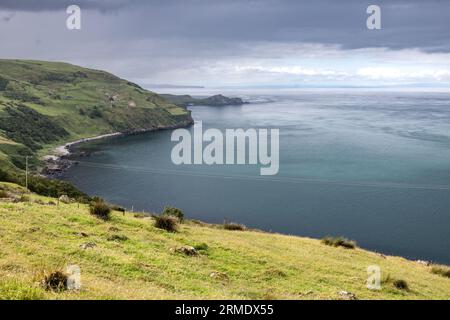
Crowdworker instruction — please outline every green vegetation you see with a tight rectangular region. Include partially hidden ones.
[223,222,246,231]
[0,160,87,200]
[0,104,69,151]
[431,265,450,278]
[1,182,448,300]
[89,200,111,220]
[0,59,192,196]
[154,214,179,232]
[321,236,356,249]
[41,270,69,292]
[162,206,184,222]
[393,279,409,291]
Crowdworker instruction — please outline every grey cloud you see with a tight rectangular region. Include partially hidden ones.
[0,0,139,12]
[0,0,449,86]
[0,0,448,52]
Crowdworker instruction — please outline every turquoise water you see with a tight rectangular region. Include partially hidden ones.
[63,91,450,264]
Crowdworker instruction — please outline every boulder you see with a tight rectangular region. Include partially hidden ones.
[172,246,198,256]
[80,242,96,250]
[338,290,357,300]
[59,195,71,204]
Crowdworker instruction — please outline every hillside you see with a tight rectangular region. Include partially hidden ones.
[0,59,192,169]
[0,182,449,300]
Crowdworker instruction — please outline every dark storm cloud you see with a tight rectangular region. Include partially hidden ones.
[0,0,140,12]
[0,0,448,52]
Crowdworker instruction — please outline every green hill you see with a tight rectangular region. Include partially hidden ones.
[0,182,449,300]
[0,59,192,196]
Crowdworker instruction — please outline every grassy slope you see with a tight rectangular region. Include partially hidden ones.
[0,59,191,170]
[0,182,449,300]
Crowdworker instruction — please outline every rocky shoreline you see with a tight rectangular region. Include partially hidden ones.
[42,118,194,178]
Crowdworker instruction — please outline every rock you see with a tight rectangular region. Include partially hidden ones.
[43,158,73,177]
[80,242,96,250]
[173,246,198,256]
[338,291,357,300]
[107,234,128,242]
[415,260,430,266]
[58,195,71,204]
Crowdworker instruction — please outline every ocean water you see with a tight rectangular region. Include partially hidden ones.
[62,90,450,264]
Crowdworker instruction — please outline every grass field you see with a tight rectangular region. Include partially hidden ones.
[0,182,449,300]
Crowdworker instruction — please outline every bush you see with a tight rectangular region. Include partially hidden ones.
[0,76,9,91]
[431,265,450,278]
[0,190,9,198]
[41,270,68,291]
[223,222,246,231]
[154,215,178,232]
[321,236,356,249]
[162,206,184,222]
[89,200,111,220]
[111,205,126,214]
[393,279,409,291]
[193,243,209,251]
[87,107,102,119]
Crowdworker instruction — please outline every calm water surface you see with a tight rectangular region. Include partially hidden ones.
[63,90,450,264]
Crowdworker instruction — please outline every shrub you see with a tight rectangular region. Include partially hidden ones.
[0,76,9,91]
[162,206,184,222]
[223,222,246,231]
[89,200,111,220]
[154,215,178,232]
[321,236,356,249]
[431,265,450,278]
[0,190,9,198]
[393,279,409,291]
[87,107,102,119]
[193,243,209,251]
[111,205,126,214]
[41,271,68,291]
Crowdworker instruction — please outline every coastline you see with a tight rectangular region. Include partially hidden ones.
[42,119,194,177]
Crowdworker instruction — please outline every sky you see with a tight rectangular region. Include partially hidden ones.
[0,0,449,88]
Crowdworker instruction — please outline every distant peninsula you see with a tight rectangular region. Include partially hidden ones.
[160,94,248,108]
